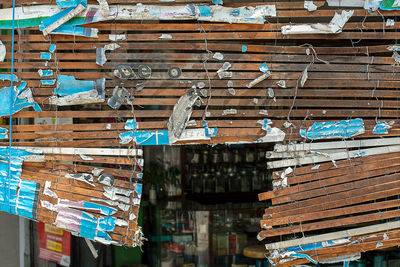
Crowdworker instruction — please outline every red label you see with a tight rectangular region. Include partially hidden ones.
[38,222,71,267]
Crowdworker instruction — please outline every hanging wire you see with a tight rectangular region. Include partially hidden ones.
[7,0,17,214]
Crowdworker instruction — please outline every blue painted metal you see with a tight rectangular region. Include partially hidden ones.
[300,119,365,140]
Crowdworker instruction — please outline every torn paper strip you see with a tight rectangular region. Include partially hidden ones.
[304,1,317,11]
[282,10,354,34]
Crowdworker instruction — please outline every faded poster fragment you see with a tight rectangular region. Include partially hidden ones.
[300,118,365,140]
[49,75,105,105]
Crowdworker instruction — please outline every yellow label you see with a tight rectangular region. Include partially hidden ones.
[46,240,62,253]
[45,224,63,235]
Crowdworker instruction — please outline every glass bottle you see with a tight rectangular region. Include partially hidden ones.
[211,148,220,164]
[251,168,262,192]
[192,173,202,194]
[233,149,241,164]
[245,148,255,163]
[202,149,209,164]
[240,169,251,192]
[215,171,225,193]
[222,148,230,163]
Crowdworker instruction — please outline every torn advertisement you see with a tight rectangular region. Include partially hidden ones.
[38,69,54,77]
[167,87,201,144]
[319,253,361,264]
[49,75,105,106]
[387,19,395,26]
[0,81,42,117]
[0,40,5,62]
[327,0,381,11]
[91,168,103,177]
[300,118,365,140]
[113,65,138,80]
[300,65,309,87]
[39,3,87,36]
[120,128,217,145]
[0,127,8,139]
[96,43,120,66]
[90,197,130,212]
[304,1,318,11]
[65,173,95,186]
[98,173,114,187]
[49,44,56,53]
[0,4,276,30]
[55,206,116,245]
[103,184,142,204]
[41,52,52,60]
[109,34,126,41]
[0,148,42,219]
[120,130,169,145]
[217,62,232,79]
[43,181,58,198]
[107,86,130,109]
[56,0,87,8]
[282,10,354,34]
[326,0,362,6]
[373,121,394,134]
[41,79,56,85]
[256,119,285,143]
[46,25,98,38]
[58,199,117,216]
[97,0,110,16]
[380,0,400,10]
[247,73,270,88]
[196,5,276,24]
[158,34,172,39]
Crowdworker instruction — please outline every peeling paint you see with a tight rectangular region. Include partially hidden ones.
[40,52,52,60]
[0,81,41,117]
[38,69,53,77]
[50,75,105,106]
[300,119,365,140]
[373,121,394,134]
